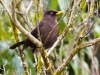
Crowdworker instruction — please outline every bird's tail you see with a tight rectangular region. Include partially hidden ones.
[10,41,25,49]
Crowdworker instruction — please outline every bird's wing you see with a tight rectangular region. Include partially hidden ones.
[39,20,57,44]
[31,21,44,38]
[23,21,44,51]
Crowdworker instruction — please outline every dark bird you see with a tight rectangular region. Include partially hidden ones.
[10,10,63,52]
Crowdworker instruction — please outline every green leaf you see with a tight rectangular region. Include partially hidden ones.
[47,0,58,10]
[58,0,70,23]
[94,25,100,37]
[58,0,68,12]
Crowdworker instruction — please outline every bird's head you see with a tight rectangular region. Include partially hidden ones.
[43,10,63,21]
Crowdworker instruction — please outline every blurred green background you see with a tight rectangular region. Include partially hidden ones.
[0,0,100,75]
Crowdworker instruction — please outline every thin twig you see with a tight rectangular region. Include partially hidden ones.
[47,0,75,55]
[11,0,29,75]
[26,0,33,14]
[16,0,34,30]
[54,0,97,74]
[47,0,74,55]
[15,0,23,8]
[21,15,34,30]
[1,0,42,60]
[54,37,100,75]
[0,0,11,17]
[1,0,55,74]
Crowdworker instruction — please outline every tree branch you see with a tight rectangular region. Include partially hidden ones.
[0,0,53,74]
[54,0,98,74]
[54,37,100,75]
[47,0,74,56]
[11,0,29,75]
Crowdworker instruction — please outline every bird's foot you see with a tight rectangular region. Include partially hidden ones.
[44,50,48,58]
[46,60,52,70]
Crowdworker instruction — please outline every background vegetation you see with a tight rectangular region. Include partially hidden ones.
[0,0,100,75]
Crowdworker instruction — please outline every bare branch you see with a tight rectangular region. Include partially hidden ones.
[0,0,11,17]
[1,0,53,74]
[25,0,33,14]
[54,37,100,75]
[11,0,29,75]
[47,0,74,56]
[54,0,98,74]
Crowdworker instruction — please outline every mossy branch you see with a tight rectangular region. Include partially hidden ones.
[54,0,98,74]
[0,0,53,74]
[54,37,100,75]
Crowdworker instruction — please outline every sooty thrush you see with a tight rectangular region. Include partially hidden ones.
[10,10,63,52]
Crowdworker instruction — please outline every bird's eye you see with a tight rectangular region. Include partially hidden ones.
[50,12,54,15]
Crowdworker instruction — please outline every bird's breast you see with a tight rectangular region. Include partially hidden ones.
[39,20,58,48]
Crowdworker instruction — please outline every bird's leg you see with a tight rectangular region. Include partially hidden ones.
[43,50,52,70]
[44,50,48,58]
[46,59,51,70]
[22,45,27,51]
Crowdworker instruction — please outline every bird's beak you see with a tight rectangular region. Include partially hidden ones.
[56,11,63,15]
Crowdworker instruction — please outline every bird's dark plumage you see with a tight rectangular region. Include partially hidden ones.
[10,10,62,52]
